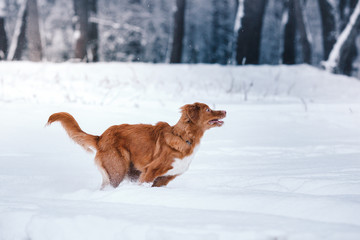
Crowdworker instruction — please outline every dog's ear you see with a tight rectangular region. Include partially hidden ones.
[181,103,200,123]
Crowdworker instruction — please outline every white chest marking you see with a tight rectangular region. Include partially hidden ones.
[164,146,199,176]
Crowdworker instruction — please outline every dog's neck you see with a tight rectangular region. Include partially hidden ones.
[172,119,204,146]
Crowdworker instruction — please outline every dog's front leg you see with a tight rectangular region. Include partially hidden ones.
[139,164,170,184]
[164,132,191,154]
[139,169,157,183]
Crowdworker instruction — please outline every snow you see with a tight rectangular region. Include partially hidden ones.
[1,62,360,240]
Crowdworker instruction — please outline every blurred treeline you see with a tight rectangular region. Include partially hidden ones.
[0,0,360,78]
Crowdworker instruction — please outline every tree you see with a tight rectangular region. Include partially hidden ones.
[323,0,360,74]
[124,0,144,62]
[230,0,242,64]
[282,0,296,64]
[339,0,358,30]
[88,0,98,62]
[26,0,42,61]
[170,0,186,63]
[258,0,288,65]
[317,0,336,60]
[143,0,172,63]
[7,0,28,60]
[282,0,312,64]
[235,0,267,65]
[293,0,312,64]
[0,0,7,60]
[336,0,358,75]
[210,0,232,64]
[73,0,88,60]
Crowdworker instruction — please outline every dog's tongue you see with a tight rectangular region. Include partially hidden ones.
[210,119,224,126]
[216,120,224,126]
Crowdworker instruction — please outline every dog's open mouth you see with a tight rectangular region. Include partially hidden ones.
[208,118,224,126]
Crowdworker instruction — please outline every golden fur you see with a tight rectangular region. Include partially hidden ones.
[47,102,226,188]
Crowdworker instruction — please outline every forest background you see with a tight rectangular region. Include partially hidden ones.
[0,0,360,79]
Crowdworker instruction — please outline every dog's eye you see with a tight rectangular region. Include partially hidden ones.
[206,108,211,112]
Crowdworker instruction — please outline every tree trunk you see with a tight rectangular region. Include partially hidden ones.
[26,0,42,61]
[0,0,7,60]
[337,0,358,75]
[235,0,267,65]
[282,0,312,64]
[323,0,360,74]
[210,0,231,64]
[293,0,312,64]
[126,0,143,62]
[0,18,6,60]
[317,0,336,60]
[230,0,242,65]
[74,0,88,60]
[211,0,221,64]
[282,0,296,64]
[339,0,358,30]
[170,0,186,63]
[7,0,28,60]
[88,0,98,62]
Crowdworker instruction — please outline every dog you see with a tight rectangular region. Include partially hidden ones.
[47,102,226,188]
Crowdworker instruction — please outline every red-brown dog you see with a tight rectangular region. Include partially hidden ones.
[47,102,226,188]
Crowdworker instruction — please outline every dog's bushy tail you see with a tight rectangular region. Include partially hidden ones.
[47,112,99,153]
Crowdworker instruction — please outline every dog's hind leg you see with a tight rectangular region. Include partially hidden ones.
[95,149,128,188]
[95,161,110,189]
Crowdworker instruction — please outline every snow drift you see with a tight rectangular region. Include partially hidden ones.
[0,62,360,240]
[1,62,360,105]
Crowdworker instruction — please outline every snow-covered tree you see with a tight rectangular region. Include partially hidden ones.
[336,0,358,75]
[73,0,88,60]
[282,0,296,64]
[294,0,312,64]
[124,0,144,62]
[88,0,98,62]
[323,0,360,74]
[317,0,336,60]
[235,0,267,65]
[259,0,287,65]
[182,0,212,63]
[26,0,42,61]
[170,0,186,63]
[339,0,358,30]
[1,0,360,79]
[97,0,149,62]
[210,0,233,64]
[38,0,73,62]
[282,0,312,64]
[143,0,172,63]
[7,0,27,61]
[0,0,7,60]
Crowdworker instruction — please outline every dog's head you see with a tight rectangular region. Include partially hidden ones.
[181,102,226,131]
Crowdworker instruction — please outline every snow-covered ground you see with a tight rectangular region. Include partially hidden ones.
[1,62,360,240]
